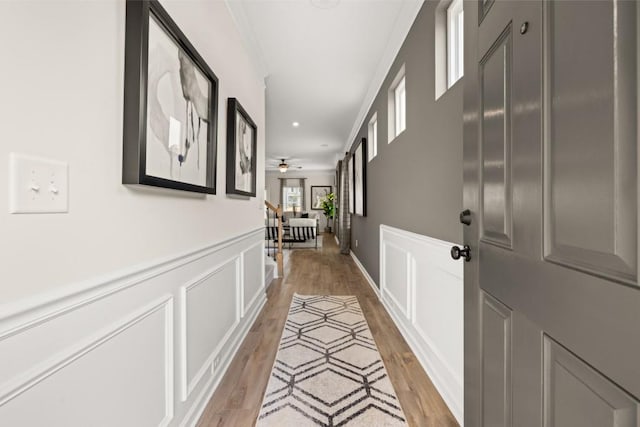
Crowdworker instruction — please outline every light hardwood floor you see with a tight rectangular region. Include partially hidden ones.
[197,234,459,427]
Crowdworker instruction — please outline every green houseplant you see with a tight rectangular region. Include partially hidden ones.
[320,192,336,232]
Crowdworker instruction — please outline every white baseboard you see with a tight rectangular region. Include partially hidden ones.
[350,251,380,299]
[265,264,276,285]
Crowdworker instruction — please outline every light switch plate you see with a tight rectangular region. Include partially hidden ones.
[9,153,69,213]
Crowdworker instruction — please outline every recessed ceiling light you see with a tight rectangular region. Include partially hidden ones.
[320,144,329,147]
[292,122,300,127]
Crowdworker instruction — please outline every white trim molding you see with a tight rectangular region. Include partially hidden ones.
[379,224,464,424]
[350,250,380,299]
[223,0,269,85]
[0,227,264,338]
[0,296,175,423]
[0,228,266,426]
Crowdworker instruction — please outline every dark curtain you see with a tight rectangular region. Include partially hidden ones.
[300,178,306,213]
[334,161,341,238]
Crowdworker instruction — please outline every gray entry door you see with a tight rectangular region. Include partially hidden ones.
[462,1,640,426]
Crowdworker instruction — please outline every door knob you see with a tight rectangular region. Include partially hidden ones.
[459,209,472,225]
[451,245,471,262]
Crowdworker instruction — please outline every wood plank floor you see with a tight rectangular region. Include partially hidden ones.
[197,234,459,427]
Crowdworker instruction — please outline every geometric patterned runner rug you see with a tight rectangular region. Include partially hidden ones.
[256,294,408,426]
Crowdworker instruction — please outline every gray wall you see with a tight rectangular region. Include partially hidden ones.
[349,1,463,286]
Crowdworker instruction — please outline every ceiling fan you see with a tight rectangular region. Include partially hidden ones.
[268,157,302,173]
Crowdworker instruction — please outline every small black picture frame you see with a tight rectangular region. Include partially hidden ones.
[122,0,219,194]
[311,186,332,210]
[226,98,258,197]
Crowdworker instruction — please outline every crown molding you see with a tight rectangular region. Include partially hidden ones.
[342,0,424,154]
[224,0,270,85]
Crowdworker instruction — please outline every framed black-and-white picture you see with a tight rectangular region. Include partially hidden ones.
[348,155,354,214]
[226,98,257,197]
[122,0,219,194]
[311,186,331,210]
[354,137,367,216]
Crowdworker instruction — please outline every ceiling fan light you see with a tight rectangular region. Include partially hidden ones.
[278,160,288,173]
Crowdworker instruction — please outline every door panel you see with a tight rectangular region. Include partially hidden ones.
[544,336,640,427]
[481,243,640,397]
[544,0,638,284]
[481,293,512,427]
[480,25,513,249]
[511,311,543,427]
[478,0,494,25]
[464,1,640,426]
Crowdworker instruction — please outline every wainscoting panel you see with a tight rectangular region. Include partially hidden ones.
[242,241,265,317]
[0,227,266,427]
[181,257,240,401]
[381,241,411,319]
[0,296,174,426]
[378,224,464,424]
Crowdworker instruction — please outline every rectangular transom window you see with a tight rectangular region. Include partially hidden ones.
[388,64,406,142]
[368,113,378,161]
[394,77,406,135]
[447,0,464,87]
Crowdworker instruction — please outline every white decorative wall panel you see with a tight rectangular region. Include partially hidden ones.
[0,228,265,427]
[182,258,240,401]
[242,242,265,316]
[381,242,411,319]
[378,224,463,424]
[0,297,174,426]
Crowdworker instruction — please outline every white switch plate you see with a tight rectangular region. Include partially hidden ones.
[9,153,69,213]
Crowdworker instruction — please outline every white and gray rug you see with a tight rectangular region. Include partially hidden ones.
[256,294,407,426]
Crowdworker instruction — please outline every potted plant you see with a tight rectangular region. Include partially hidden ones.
[320,192,336,233]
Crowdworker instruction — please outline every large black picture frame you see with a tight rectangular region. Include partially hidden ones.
[348,154,354,214]
[353,137,367,216]
[122,0,219,194]
[226,98,258,197]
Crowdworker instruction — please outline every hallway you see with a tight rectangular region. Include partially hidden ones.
[2,0,638,425]
[197,236,458,426]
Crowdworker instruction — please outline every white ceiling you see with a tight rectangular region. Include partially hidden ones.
[226,0,423,172]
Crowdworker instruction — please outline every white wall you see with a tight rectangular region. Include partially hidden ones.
[265,170,335,231]
[0,0,265,303]
[0,1,266,425]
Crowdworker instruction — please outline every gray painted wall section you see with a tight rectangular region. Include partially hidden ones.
[349,1,463,286]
